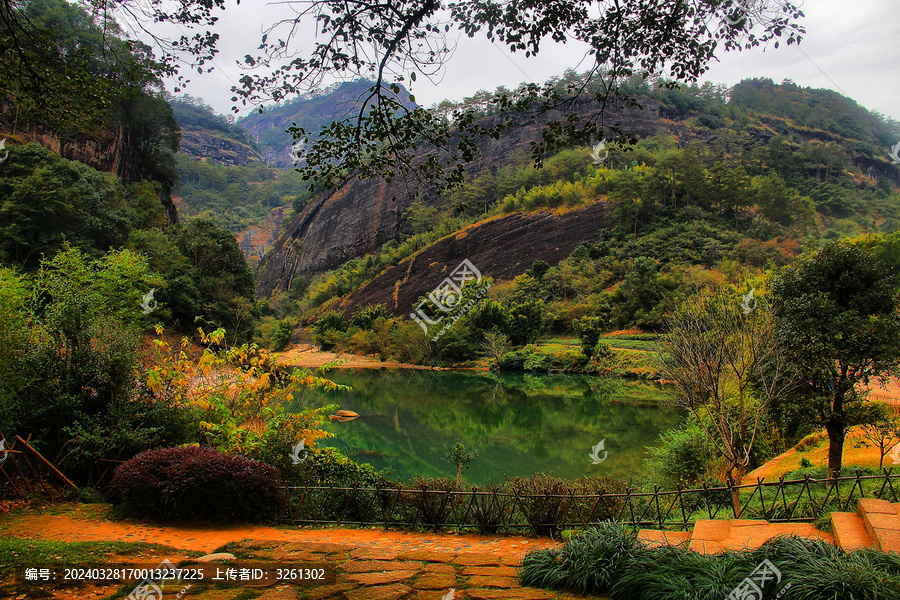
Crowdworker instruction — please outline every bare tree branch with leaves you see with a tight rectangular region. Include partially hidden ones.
[659,285,796,512]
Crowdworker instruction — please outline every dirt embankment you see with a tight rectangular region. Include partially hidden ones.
[275,344,451,370]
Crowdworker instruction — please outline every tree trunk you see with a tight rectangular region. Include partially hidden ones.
[825,387,846,477]
[728,464,746,516]
[824,419,845,477]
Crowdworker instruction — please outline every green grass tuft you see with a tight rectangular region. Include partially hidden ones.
[519,524,900,600]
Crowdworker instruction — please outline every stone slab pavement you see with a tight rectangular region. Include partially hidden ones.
[0,510,603,599]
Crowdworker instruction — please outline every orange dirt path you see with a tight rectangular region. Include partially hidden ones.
[0,507,558,559]
[0,506,591,599]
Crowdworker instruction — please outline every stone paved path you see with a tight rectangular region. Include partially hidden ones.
[5,498,897,599]
[0,509,597,599]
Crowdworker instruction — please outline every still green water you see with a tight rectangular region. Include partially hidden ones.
[306,369,683,485]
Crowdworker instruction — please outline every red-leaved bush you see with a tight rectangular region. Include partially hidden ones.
[108,446,283,523]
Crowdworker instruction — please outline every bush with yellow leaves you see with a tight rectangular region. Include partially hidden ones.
[145,326,343,474]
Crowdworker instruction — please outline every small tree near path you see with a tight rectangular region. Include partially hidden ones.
[770,242,900,477]
[660,286,795,513]
[853,402,900,469]
[445,441,478,485]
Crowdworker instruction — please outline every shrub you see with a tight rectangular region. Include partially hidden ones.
[575,316,605,358]
[108,446,283,523]
[644,418,719,488]
[311,310,347,348]
[432,327,480,362]
[507,474,626,537]
[405,477,464,530]
[349,305,390,330]
[499,346,588,372]
[292,447,388,488]
[270,318,295,351]
[470,485,508,534]
[794,432,824,453]
[288,448,393,524]
[507,300,545,345]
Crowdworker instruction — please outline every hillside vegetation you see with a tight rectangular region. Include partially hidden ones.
[269,76,900,369]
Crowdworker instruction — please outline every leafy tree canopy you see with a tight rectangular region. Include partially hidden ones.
[231,0,805,193]
[770,242,900,475]
[5,0,805,189]
[0,0,177,128]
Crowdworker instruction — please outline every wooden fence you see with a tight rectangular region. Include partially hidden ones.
[867,393,900,411]
[279,470,900,535]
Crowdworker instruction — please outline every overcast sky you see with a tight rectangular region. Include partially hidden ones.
[161,0,899,123]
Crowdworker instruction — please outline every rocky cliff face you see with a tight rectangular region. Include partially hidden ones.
[1,99,120,172]
[178,130,262,166]
[331,202,609,318]
[0,99,180,223]
[256,96,673,298]
[238,79,417,170]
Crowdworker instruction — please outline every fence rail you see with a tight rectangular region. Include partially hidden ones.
[867,393,900,410]
[279,471,900,535]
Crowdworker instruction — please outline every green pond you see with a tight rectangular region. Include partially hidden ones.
[305,369,683,485]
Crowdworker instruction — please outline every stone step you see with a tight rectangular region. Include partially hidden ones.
[687,519,834,554]
[857,498,897,519]
[857,498,900,552]
[830,512,876,551]
[687,519,731,554]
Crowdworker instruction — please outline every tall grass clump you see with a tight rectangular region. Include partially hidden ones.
[519,523,900,600]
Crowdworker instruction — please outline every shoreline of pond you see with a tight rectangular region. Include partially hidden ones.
[276,343,483,370]
[275,343,666,380]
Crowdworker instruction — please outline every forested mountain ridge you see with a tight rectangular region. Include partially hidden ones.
[255,76,900,308]
[237,79,417,168]
[0,0,259,344]
[168,81,417,262]
[170,96,263,166]
[0,94,182,224]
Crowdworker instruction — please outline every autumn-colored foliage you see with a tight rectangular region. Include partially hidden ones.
[145,326,343,468]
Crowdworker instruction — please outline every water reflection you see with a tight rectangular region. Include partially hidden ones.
[304,369,682,485]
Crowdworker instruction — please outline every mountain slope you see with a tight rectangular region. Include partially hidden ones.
[255,94,668,297]
[238,79,417,168]
[170,96,263,166]
[332,202,609,318]
[255,77,900,304]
